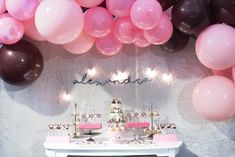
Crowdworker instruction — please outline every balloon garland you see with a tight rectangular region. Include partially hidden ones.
[0,0,235,121]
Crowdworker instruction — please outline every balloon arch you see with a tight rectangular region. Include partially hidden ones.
[0,0,235,122]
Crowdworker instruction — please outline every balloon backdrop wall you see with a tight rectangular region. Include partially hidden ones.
[0,0,235,122]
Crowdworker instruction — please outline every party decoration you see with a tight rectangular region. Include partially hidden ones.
[212,67,233,80]
[134,30,151,48]
[195,24,235,70]
[0,16,24,44]
[0,40,44,85]
[172,0,212,35]
[106,0,135,17]
[76,0,104,8]
[84,7,113,38]
[23,16,44,41]
[0,0,6,14]
[96,32,123,56]
[144,14,173,45]
[209,0,235,27]
[6,0,39,21]
[113,17,139,44]
[63,29,94,55]
[35,0,84,44]
[158,0,175,11]
[161,27,189,52]
[130,0,163,30]
[192,76,235,121]
[73,73,150,86]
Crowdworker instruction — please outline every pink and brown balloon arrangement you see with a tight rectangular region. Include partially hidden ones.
[0,0,235,122]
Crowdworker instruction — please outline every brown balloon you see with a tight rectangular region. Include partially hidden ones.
[158,0,176,11]
[172,0,213,35]
[0,40,44,85]
[209,0,235,27]
[161,27,190,52]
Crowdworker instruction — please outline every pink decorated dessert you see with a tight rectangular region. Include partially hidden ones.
[46,136,70,143]
[78,123,102,130]
[126,122,150,128]
[153,134,178,142]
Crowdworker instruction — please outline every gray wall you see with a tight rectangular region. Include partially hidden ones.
[0,39,235,157]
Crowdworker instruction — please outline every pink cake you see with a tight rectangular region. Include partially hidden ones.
[153,134,178,142]
[78,123,102,129]
[126,122,150,128]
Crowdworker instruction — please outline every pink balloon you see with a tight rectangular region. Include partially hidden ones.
[84,7,113,38]
[35,0,84,44]
[23,16,44,41]
[6,0,39,21]
[113,17,139,44]
[63,30,95,55]
[144,14,173,45]
[0,0,6,14]
[0,16,24,44]
[192,76,235,121]
[130,0,163,30]
[96,32,123,56]
[212,67,233,80]
[106,0,135,17]
[196,24,235,70]
[76,0,104,8]
[134,30,151,48]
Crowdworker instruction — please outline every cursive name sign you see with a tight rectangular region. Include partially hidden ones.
[73,73,151,86]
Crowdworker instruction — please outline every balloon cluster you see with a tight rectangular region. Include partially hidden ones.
[0,0,235,121]
[0,0,176,56]
[189,1,235,122]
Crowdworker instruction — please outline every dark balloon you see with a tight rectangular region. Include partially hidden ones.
[81,7,89,13]
[158,0,176,11]
[161,28,190,52]
[172,0,212,35]
[209,0,235,27]
[0,40,44,85]
[98,1,107,8]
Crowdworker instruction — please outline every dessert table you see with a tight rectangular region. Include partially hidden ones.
[44,140,183,157]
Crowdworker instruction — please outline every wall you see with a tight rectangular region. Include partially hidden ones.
[0,39,235,157]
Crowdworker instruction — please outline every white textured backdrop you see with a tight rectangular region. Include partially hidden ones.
[0,38,235,157]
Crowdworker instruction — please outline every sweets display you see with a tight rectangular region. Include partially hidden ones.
[46,99,178,144]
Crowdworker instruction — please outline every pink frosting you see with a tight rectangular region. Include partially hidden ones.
[78,123,102,129]
[126,122,150,128]
[153,134,178,142]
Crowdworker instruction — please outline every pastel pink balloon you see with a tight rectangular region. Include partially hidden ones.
[144,14,173,45]
[63,30,95,55]
[212,67,233,80]
[84,7,113,38]
[35,0,84,44]
[192,76,235,121]
[113,17,139,44]
[76,0,104,8]
[0,16,24,44]
[23,16,44,41]
[6,0,39,21]
[130,0,163,30]
[0,0,6,14]
[196,24,235,70]
[134,30,151,48]
[106,0,135,17]
[96,32,123,56]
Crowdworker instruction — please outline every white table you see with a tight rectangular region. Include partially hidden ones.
[44,141,183,157]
